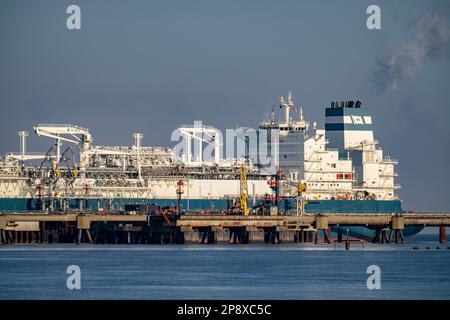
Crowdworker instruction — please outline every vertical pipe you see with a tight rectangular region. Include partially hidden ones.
[18,131,29,165]
[383,230,389,244]
[77,229,82,244]
[85,230,93,244]
[198,129,202,163]
[345,240,350,250]
[187,181,190,212]
[337,228,343,243]
[324,229,331,244]
[252,183,256,207]
[40,222,45,244]
[133,133,143,179]
[56,138,61,163]
[214,131,220,163]
[439,226,446,244]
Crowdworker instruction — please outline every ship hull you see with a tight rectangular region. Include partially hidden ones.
[330,225,423,242]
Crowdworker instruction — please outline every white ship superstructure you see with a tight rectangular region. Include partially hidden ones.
[0,92,400,213]
[260,92,399,201]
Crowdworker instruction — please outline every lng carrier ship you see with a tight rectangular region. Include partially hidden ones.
[0,92,423,239]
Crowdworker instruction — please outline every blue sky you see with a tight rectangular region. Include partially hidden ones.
[0,0,449,211]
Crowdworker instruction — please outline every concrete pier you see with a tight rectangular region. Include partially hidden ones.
[1,212,450,245]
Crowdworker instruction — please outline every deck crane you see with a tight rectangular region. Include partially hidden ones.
[33,145,61,211]
[37,145,61,183]
[34,125,92,175]
[178,124,221,165]
[60,146,78,179]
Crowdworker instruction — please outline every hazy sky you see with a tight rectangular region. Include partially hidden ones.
[1,0,449,211]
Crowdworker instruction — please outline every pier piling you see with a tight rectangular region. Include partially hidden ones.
[439,226,446,244]
[337,228,343,243]
[314,216,330,244]
[182,227,199,244]
[246,227,264,244]
[212,227,230,244]
[278,227,295,244]
[76,215,93,244]
[390,215,405,244]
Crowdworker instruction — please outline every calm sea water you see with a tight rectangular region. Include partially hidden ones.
[1,234,449,300]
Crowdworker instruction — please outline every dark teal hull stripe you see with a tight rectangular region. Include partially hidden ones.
[0,198,404,213]
[325,107,371,117]
[325,123,373,131]
[283,199,404,213]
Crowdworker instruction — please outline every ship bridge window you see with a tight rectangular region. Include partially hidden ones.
[337,173,352,180]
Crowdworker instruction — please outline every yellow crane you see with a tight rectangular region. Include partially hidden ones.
[239,166,249,216]
[52,160,61,178]
[297,182,307,194]
[296,182,307,216]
